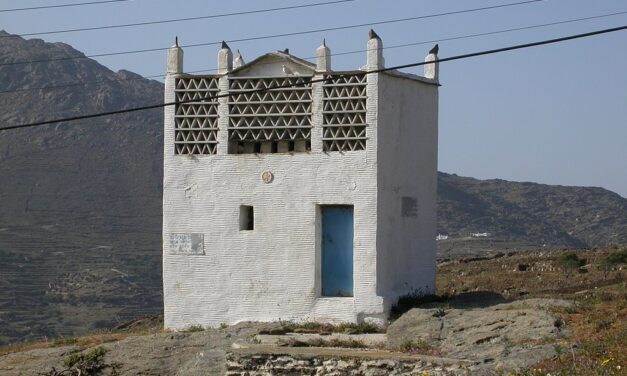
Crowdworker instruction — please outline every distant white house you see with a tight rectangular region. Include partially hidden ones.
[471,232,490,238]
[436,234,449,241]
[161,31,440,329]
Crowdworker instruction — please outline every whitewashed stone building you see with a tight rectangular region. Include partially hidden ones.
[162,31,439,329]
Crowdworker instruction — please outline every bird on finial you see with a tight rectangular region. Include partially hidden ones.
[282,64,294,76]
[368,29,380,40]
[234,49,245,67]
[429,43,439,55]
[281,48,290,54]
[221,41,230,50]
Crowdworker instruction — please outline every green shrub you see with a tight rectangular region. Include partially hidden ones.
[606,248,627,265]
[556,252,585,275]
[184,324,204,332]
[336,322,381,334]
[390,290,449,319]
[63,347,107,369]
[42,346,117,375]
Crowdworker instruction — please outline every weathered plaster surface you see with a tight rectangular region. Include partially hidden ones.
[376,72,439,301]
[163,45,438,329]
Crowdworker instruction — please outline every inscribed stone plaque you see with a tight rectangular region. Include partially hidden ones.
[169,233,204,255]
[401,197,418,217]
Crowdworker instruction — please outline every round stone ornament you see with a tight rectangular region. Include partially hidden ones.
[261,171,274,184]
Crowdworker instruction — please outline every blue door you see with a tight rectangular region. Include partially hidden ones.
[321,206,354,297]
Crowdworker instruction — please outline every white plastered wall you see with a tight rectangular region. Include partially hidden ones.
[162,68,385,329]
[375,72,438,303]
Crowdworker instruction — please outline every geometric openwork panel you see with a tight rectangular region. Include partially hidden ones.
[322,74,367,152]
[228,76,312,154]
[174,77,220,155]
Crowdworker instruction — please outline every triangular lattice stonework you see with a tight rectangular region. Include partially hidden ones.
[322,74,368,152]
[174,77,220,155]
[228,77,313,144]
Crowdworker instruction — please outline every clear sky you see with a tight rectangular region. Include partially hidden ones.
[2,0,626,196]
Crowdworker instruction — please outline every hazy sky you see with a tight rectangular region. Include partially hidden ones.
[2,0,626,196]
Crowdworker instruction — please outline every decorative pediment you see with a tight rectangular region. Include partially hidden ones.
[230,51,315,77]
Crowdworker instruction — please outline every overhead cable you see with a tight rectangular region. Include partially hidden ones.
[1,10,624,95]
[0,0,544,67]
[0,0,131,13]
[2,25,624,132]
[1,0,356,38]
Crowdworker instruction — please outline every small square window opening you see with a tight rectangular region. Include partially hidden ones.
[240,205,254,231]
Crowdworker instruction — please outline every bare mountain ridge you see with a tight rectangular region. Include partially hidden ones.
[0,33,625,344]
[438,172,626,248]
[0,31,165,345]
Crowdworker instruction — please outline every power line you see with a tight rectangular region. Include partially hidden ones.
[0,0,131,13]
[2,25,624,132]
[1,0,356,38]
[0,0,543,67]
[1,10,624,95]
[326,11,627,57]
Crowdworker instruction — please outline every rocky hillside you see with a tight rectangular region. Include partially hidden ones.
[438,172,627,249]
[0,31,164,345]
[0,32,625,345]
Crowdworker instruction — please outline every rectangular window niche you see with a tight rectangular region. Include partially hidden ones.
[239,205,254,231]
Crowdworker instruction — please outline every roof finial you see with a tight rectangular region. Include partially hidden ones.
[168,36,183,74]
[234,49,245,68]
[317,38,331,72]
[429,43,439,55]
[218,41,233,73]
[368,29,380,40]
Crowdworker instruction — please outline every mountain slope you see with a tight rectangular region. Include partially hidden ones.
[438,172,626,248]
[0,32,624,344]
[0,31,164,345]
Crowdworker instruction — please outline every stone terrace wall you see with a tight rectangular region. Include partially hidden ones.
[226,349,471,375]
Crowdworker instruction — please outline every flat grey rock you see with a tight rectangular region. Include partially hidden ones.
[387,298,571,372]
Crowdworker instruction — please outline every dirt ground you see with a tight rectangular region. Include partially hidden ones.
[1,247,625,375]
[434,247,626,375]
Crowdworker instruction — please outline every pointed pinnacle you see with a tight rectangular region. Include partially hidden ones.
[368,29,380,40]
[221,40,230,50]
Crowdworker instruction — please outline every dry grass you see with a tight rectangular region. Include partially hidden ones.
[437,247,624,300]
[436,246,626,376]
[284,337,371,349]
[0,325,167,357]
[520,285,626,376]
[398,339,442,357]
[1,247,624,376]
[264,321,383,335]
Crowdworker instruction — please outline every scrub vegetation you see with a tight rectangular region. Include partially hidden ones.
[1,247,624,375]
[435,246,626,376]
[263,321,383,335]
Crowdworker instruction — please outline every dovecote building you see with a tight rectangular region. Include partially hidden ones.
[162,31,439,329]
